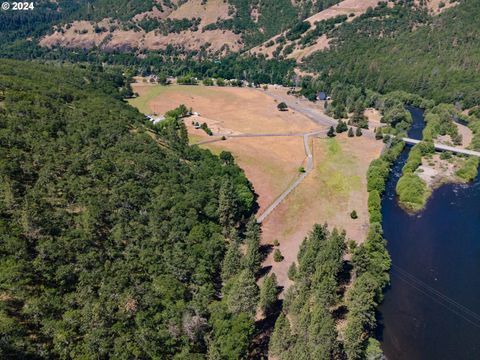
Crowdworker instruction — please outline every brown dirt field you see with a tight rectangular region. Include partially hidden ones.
[306,0,383,24]
[132,84,320,134]
[260,134,383,289]
[131,83,320,214]
[203,136,308,213]
[167,0,231,26]
[130,83,382,291]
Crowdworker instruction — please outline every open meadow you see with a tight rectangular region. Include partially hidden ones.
[130,82,383,289]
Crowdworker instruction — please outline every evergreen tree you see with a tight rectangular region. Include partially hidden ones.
[327,126,336,137]
[243,217,262,274]
[273,249,284,262]
[269,313,292,357]
[351,102,368,128]
[259,273,279,316]
[222,241,243,283]
[308,303,340,359]
[348,127,354,137]
[218,178,238,235]
[356,127,363,137]
[287,262,297,280]
[336,120,348,133]
[226,270,259,318]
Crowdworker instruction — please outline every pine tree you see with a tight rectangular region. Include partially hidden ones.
[356,127,363,137]
[226,270,259,317]
[327,126,335,137]
[218,179,237,235]
[221,241,243,283]
[243,217,262,274]
[287,262,297,280]
[348,127,354,137]
[273,249,284,262]
[259,273,279,316]
[270,313,293,357]
[336,120,348,133]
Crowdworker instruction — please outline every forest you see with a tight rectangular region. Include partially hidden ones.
[302,0,480,109]
[0,59,267,359]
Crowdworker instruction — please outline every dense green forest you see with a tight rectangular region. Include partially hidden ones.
[270,224,345,359]
[2,1,480,112]
[303,0,480,108]
[0,59,264,359]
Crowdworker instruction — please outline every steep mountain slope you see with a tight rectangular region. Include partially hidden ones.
[0,0,341,56]
[0,59,258,358]
[249,0,383,60]
[302,0,479,107]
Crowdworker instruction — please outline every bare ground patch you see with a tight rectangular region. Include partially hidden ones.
[203,137,308,213]
[260,134,383,289]
[417,153,466,188]
[131,84,320,134]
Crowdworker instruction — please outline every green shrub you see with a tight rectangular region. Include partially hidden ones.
[456,157,480,181]
[396,173,430,211]
[273,249,284,262]
[368,190,382,224]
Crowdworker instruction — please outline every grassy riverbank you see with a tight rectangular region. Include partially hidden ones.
[396,105,480,212]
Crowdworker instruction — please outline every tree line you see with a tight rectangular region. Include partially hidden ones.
[0,59,267,359]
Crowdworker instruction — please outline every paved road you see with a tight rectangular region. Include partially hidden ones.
[260,89,377,140]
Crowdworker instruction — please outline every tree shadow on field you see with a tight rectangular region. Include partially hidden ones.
[259,244,273,261]
[256,265,272,280]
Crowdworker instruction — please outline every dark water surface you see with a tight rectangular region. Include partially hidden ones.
[379,108,480,359]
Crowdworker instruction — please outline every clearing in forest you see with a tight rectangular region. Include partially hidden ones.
[130,82,383,289]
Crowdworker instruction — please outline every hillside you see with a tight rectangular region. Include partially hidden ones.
[0,0,342,57]
[0,59,261,358]
[301,0,480,108]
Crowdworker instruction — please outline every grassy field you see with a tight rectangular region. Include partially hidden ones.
[261,135,382,288]
[129,82,383,290]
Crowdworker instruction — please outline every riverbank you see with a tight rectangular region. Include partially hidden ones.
[396,105,480,212]
[380,148,480,360]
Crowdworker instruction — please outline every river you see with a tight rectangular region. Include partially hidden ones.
[379,107,480,359]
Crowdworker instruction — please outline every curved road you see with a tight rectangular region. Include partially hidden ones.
[194,128,326,223]
[195,90,480,224]
[256,130,325,223]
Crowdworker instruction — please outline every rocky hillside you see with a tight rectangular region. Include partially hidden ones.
[0,0,463,59]
[0,0,343,56]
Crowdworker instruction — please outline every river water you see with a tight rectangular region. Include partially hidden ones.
[379,107,480,359]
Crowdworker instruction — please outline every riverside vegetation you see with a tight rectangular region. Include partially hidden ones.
[396,105,480,212]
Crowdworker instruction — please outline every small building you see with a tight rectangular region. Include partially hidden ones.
[317,92,328,101]
[146,115,165,124]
